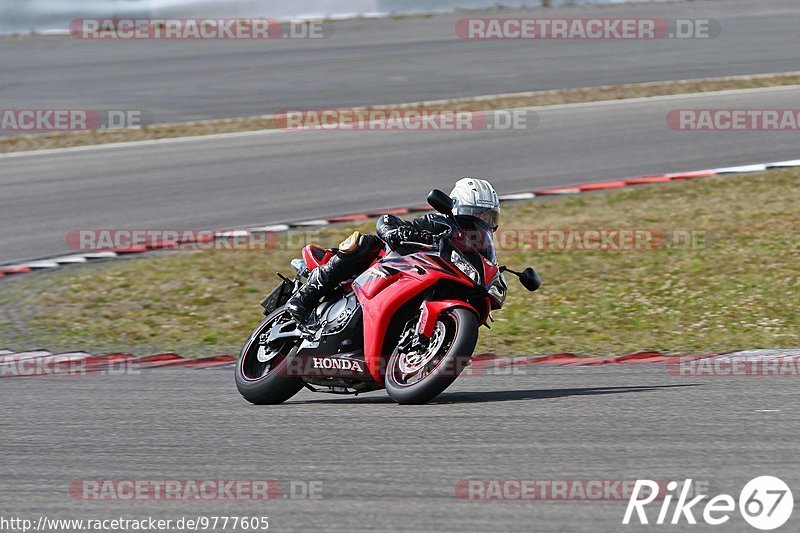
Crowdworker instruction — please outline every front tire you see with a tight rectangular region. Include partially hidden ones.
[385,308,478,405]
[235,310,304,405]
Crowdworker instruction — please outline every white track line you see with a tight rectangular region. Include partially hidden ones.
[81,251,118,259]
[20,260,61,269]
[714,163,770,174]
[293,219,331,227]
[0,351,52,364]
[499,192,536,200]
[53,255,89,264]
[768,159,800,168]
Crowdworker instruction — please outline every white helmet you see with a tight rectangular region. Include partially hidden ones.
[449,177,500,230]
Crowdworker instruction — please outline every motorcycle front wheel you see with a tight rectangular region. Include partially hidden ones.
[385,308,478,405]
[235,309,304,405]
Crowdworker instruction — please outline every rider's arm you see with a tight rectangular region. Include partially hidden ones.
[376,214,446,248]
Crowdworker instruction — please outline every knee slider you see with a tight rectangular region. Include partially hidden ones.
[338,231,362,254]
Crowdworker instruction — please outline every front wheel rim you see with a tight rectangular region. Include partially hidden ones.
[392,315,457,386]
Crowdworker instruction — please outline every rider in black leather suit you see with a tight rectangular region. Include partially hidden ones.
[286,177,501,323]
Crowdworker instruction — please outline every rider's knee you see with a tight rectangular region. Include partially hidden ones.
[337,231,382,264]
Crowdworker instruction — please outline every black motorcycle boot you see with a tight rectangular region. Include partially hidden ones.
[285,233,383,324]
[285,265,332,324]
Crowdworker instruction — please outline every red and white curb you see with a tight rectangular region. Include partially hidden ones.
[0,349,238,378]
[2,158,799,279]
[473,349,800,367]
[2,349,799,378]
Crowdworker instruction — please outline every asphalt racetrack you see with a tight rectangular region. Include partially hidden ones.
[1,86,799,264]
[1,365,796,532]
[2,2,799,531]
[0,0,798,123]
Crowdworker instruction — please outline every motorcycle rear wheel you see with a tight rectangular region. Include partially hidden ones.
[385,308,478,405]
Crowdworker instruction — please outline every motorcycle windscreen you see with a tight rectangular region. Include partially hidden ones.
[450,223,496,263]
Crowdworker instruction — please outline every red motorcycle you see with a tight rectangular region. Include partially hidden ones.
[235,190,540,404]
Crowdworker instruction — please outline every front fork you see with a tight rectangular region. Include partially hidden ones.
[414,299,479,341]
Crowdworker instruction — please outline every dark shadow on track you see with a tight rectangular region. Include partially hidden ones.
[431,384,701,404]
[286,384,702,405]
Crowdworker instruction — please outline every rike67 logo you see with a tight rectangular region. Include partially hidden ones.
[623,476,794,530]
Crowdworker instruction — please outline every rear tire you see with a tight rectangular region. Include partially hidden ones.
[385,308,478,405]
[235,310,304,405]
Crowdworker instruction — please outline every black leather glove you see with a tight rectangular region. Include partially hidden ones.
[416,230,438,244]
[386,226,448,247]
[385,226,419,248]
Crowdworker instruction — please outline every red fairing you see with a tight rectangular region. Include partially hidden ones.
[353,258,471,384]
[417,300,479,338]
[302,244,334,271]
[483,260,499,286]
